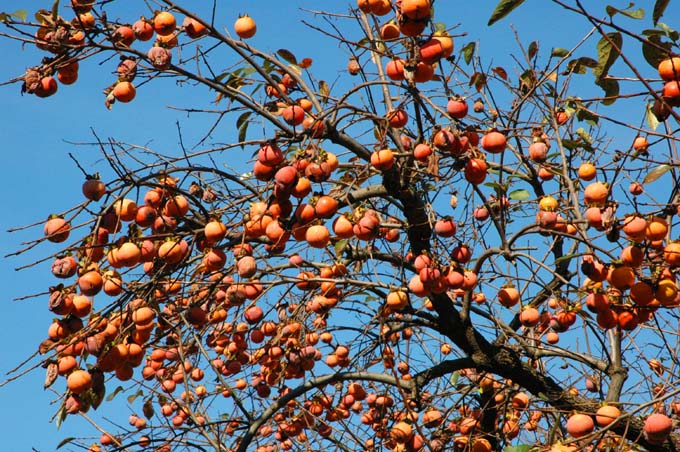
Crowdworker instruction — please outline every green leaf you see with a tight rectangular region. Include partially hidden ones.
[57,437,76,449]
[51,0,59,21]
[55,405,67,430]
[606,4,644,20]
[508,189,530,201]
[334,239,348,255]
[596,77,620,105]
[554,253,580,264]
[575,127,593,145]
[462,42,476,65]
[433,22,447,32]
[504,446,531,452]
[593,33,622,80]
[561,139,579,151]
[657,22,679,41]
[642,34,672,69]
[653,0,670,24]
[277,49,297,65]
[567,57,598,75]
[3,9,28,21]
[488,0,526,26]
[449,371,460,386]
[518,69,536,93]
[236,111,251,147]
[646,103,661,130]
[551,48,569,58]
[128,389,144,404]
[106,385,124,402]
[575,107,599,125]
[643,164,672,184]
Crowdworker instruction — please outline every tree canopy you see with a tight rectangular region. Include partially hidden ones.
[3,1,680,451]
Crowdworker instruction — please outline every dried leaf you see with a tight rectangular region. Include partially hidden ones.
[469,72,487,92]
[39,338,55,354]
[319,80,330,102]
[493,66,508,80]
[44,362,58,388]
[56,437,76,450]
[528,41,538,60]
[299,58,313,69]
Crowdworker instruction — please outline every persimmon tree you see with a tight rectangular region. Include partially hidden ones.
[4,0,680,451]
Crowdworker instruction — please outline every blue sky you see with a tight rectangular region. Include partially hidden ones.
[0,1,677,450]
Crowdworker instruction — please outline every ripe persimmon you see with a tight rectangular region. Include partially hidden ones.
[113,198,138,221]
[583,181,608,206]
[400,0,431,20]
[498,285,520,308]
[371,149,395,171]
[314,196,338,219]
[153,11,177,36]
[595,405,621,427]
[387,109,408,128]
[67,369,93,394]
[112,81,136,103]
[464,158,487,184]
[566,413,594,438]
[234,14,257,39]
[446,98,468,119]
[664,242,680,266]
[82,176,106,201]
[45,216,71,243]
[282,105,305,125]
[385,59,405,81]
[305,225,330,248]
[644,413,673,444]
[132,19,154,41]
[380,21,400,40]
[113,26,135,46]
[481,130,507,154]
[578,162,596,181]
[659,57,680,81]
[183,17,207,38]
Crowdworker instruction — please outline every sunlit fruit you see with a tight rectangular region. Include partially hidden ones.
[595,405,621,427]
[45,216,71,243]
[481,130,506,154]
[644,413,673,444]
[153,11,176,36]
[67,369,93,395]
[234,14,257,39]
[566,413,594,438]
[112,81,136,103]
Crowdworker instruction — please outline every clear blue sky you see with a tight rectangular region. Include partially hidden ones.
[0,1,675,450]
